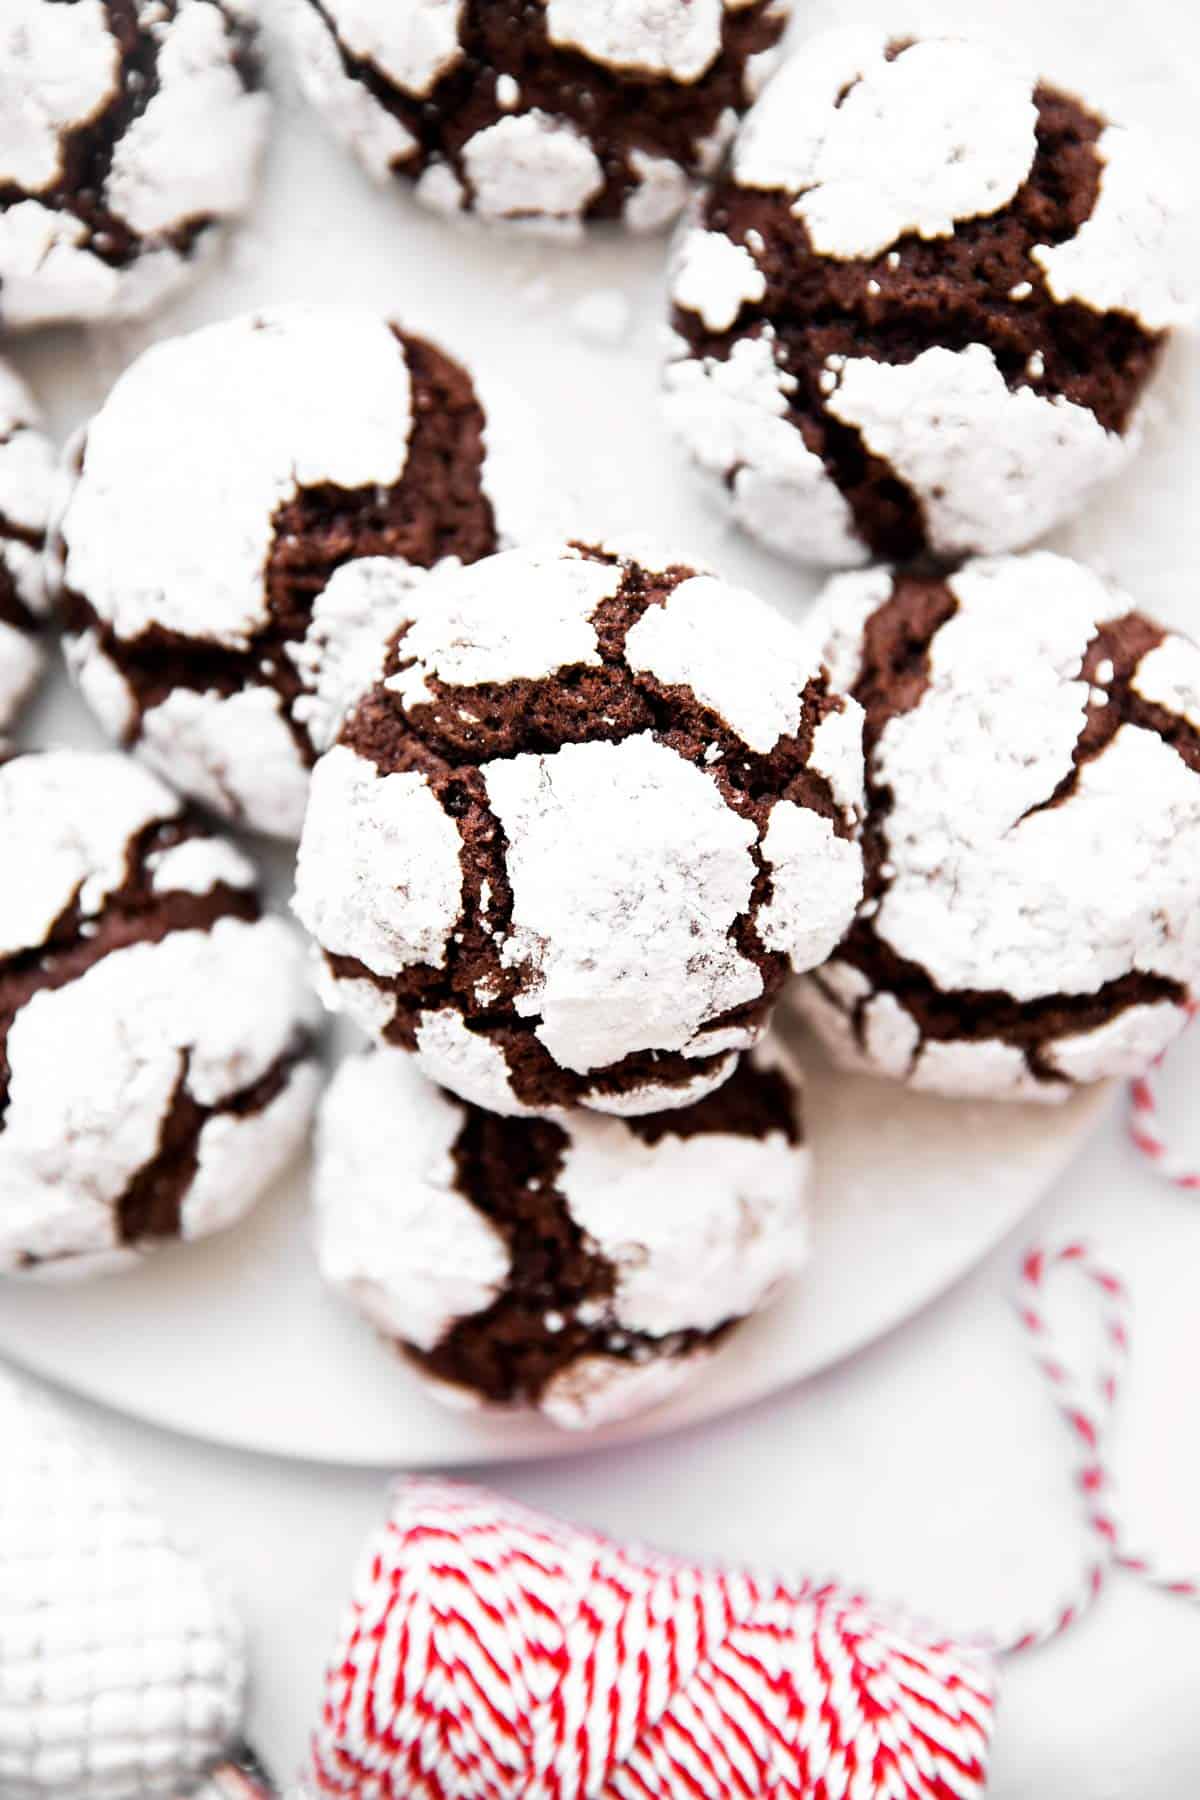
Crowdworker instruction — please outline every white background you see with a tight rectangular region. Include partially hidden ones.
[6,0,1200,1791]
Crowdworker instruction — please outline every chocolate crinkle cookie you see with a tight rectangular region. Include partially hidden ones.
[665,28,1191,567]
[0,362,54,731]
[315,1039,809,1429]
[53,304,543,839]
[0,749,321,1278]
[0,0,268,330]
[288,0,791,238]
[293,541,865,1117]
[794,551,1200,1102]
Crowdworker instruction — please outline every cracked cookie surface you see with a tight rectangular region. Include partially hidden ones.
[293,540,865,1114]
[315,1037,809,1428]
[0,749,320,1276]
[54,305,543,838]
[665,29,1191,566]
[288,0,790,237]
[794,551,1200,1100]
[0,0,268,329]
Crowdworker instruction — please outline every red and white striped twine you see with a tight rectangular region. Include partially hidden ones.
[296,1239,1196,1798]
[1129,1003,1200,1190]
[994,1239,1200,1658]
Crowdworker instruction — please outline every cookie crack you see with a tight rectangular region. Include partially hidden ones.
[0,814,258,1125]
[115,1035,310,1246]
[306,0,787,220]
[407,1102,732,1405]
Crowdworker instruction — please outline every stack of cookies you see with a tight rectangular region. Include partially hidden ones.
[2,3,1198,1435]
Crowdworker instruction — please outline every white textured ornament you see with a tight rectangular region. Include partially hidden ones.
[0,1367,247,1799]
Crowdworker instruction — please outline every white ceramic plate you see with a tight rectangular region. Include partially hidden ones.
[0,1004,1108,1465]
[0,0,1183,1464]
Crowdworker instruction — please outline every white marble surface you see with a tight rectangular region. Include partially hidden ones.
[3,0,1200,1790]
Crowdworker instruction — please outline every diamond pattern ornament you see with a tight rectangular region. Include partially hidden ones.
[0,1366,253,1799]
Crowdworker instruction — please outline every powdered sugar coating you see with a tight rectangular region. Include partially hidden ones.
[662,333,865,565]
[543,0,725,83]
[290,557,432,756]
[137,685,311,838]
[0,751,318,1275]
[0,199,194,328]
[295,745,465,978]
[486,734,765,1074]
[624,150,692,233]
[392,548,616,698]
[756,802,863,969]
[667,29,1189,567]
[182,1067,321,1241]
[460,112,605,237]
[0,750,182,957]
[1044,1002,1184,1084]
[59,305,532,838]
[314,1038,808,1426]
[104,0,265,236]
[2,920,312,1275]
[413,1009,543,1117]
[326,0,464,95]
[291,0,789,235]
[299,542,864,1115]
[873,559,1200,999]
[0,0,267,330]
[556,1093,809,1337]
[0,360,54,728]
[0,0,117,192]
[62,308,413,651]
[824,343,1131,560]
[315,1050,511,1348]
[540,1351,712,1430]
[289,0,418,180]
[1133,638,1200,729]
[670,227,766,333]
[0,622,40,729]
[1032,126,1192,332]
[625,575,820,753]
[147,833,256,896]
[734,32,1038,260]
[797,553,1200,1099]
